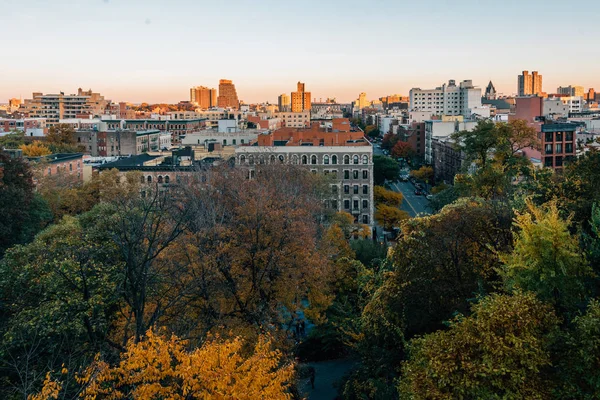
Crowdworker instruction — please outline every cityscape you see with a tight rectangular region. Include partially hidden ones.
[1,1,600,399]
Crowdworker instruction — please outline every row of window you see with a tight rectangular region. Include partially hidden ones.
[343,184,369,195]
[325,199,370,210]
[544,131,574,143]
[544,143,573,155]
[239,154,370,165]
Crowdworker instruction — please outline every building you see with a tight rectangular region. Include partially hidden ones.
[538,123,577,169]
[391,122,426,159]
[410,80,482,118]
[432,137,465,183]
[291,82,311,112]
[485,81,497,100]
[518,71,543,96]
[543,98,570,119]
[21,88,110,125]
[278,94,291,112]
[0,118,47,136]
[216,79,240,109]
[181,131,261,147]
[28,153,87,182]
[8,98,22,113]
[75,129,165,157]
[123,119,205,143]
[559,96,584,113]
[586,88,596,102]
[190,86,217,109]
[275,111,310,128]
[424,119,478,164]
[557,85,585,98]
[235,119,374,227]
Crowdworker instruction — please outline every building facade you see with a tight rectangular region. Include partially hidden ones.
[190,86,217,109]
[557,85,585,98]
[275,111,310,128]
[21,88,109,125]
[409,80,482,118]
[278,94,291,112]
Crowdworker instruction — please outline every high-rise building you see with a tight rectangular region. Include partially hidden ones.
[409,80,482,117]
[518,70,543,96]
[21,88,109,125]
[356,92,369,110]
[557,85,585,98]
[278,93,290,112]
[190,86,217,109]
[587,88,596,102]
[217,79,240,109]
[291,82,311,112]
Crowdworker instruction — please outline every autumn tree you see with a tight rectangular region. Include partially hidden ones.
[19,141,51,157]
[381,132,399,151]
[374,185,403,207]
[391,141,415,160]
[410,165,434,188]
[45,124,82,153]
[398,292,559,400]
[374,204,409,230]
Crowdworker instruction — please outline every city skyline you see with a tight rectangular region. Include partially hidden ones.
[2,0,599,104]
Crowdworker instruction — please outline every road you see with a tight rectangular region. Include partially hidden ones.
[372,144,430,217]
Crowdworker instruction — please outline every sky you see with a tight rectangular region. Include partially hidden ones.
[1,0,599,104]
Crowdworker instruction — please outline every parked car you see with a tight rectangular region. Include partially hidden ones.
[426,194,433,200]
[400,175,409,182]
[414,189,423,196]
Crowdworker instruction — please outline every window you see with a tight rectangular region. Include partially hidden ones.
[165,176,170,184]
[259,155,265,165]
[363,185,368,194]
[556,132,563,141]
[311,155,317,165]
[362,155,368,164]
[147,175,152,183]
[353,185,359,194]
[69,163,73,171]
[344,200,350,209]
[353,170,359,179]
[279,155,285,163]
[240,155,246,164]
[544,157,553,168]
[249,155,255,165]
[344,185,349,194]
[332,185,338,195]
[332,200,338,209]
[302,155,308,165]
[353,155,359,164]
[555,156,563,167]
[353,200,359,209]
[324,155,330,165]
[362,200,369,209]
[362,215,369,224]
[344,155,350,164]
[555,143,563,154]
[545,144,553,154]
[545,132,553,142]
[331,170,338,178]
[565,143,573,153]
[233,139,236,145]
[344,170,350,179]
[332,155,338,164]
[158,175,163,183]
[363,170,368,179]
[292,155,299,164]
[566,132,573,142]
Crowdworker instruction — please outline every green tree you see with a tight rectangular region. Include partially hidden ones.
[501,201,592,313]
[45,124,82,153]
[0,131,26,149]
[373,155,399,185]
[399,292,559,400]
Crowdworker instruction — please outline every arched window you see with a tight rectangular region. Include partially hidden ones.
[302,155,308,165]
[278,155,285,163]
[270,155,276,164]
[311,155,317,165]
[249,155,255,165]
[292,155,299,165]
[240,155,246,164]
[324,155,330,165]
[353,155,359,164]
[147,175,152,183]
[141,175,145,184]
[158,175,163,183]
[165,175,170,184]
[332,155,338,165]
[259,155,265,165]
[362,155,369,164]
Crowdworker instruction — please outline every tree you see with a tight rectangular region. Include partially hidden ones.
[501,200,592,313]
[374,185,403,207]
[391,141,415,160]
[374,204,409,230]
[365,125,379,138]
[410,165,433,184]
[373,155,399,185]
[0,153,51,256]
[452,120,499,168]
[381,132,399,151]
[36,330,294,400]
[19,141,51,157]
[45,124,81,153]
[0,131,25,149]
[399,292,559,400]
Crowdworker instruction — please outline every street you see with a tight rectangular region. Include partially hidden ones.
[372,143,430,217]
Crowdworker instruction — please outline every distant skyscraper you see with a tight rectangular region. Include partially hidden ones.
[587,88,596,102]
[217,79,240,109]
[485,81,497,100]
[518,70,543,96]
[356,92,369,109]
[557,85,585,97]
[190,86,217,109]
[291,82,311,112]
[278,93,290,112]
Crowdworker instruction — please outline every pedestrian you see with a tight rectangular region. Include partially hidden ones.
[308,365,315,389]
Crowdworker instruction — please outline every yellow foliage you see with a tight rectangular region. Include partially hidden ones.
[375,204,410,230]
[374,186,404,207]
[28,372,62,400]
[20,141,52,157]
[79,329,294,400]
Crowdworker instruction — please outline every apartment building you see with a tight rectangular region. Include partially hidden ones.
[275,111,310,128]
[21,88,109,125]
[291,82,311,112]
[410,80,482,118]
[190,86,217,109]
[75,129,167,157]
[278,94,291,112]
[217,79,240,109]
[518,71,543,96]
[235,119,374,227]
[424,119,478,164]
[0,118,47,136]
[557,85,585,98]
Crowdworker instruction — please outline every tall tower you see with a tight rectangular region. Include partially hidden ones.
[518,70,542,96]
[291,82,311,112]
[278,93,290,112]
[190,86,217,109]
[217,79,239,109]
[531,71,542,96]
